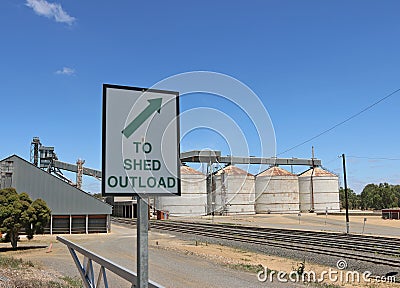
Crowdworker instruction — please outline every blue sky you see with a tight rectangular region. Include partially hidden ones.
[1,0,400,193]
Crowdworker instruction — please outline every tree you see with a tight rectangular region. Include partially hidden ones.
[393,185,400,207]
[339,187,361,210]
[92,192,103,200]
[0,188,51,249]
[360,183,399,210]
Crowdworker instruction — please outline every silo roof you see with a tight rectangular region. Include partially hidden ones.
[215,165,253,176]
[257,166,295,177]
[299,167,337,177]
[180,165,204,175]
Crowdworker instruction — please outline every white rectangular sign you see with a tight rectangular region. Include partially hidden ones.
[102,84,181,196]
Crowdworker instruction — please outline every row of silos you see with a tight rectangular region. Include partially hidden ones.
[157,165,340,216]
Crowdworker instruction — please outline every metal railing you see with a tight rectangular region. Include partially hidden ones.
[57,236,164,288]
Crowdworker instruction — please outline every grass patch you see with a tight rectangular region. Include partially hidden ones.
[227,263,264,273]
[0,255,83,287]
[60,276,82,288]
[233,247,250,254]
[0,254,35,269]
[10,279,82,288]
[0,255,25,269]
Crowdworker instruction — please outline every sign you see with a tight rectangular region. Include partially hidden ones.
[102,84,181,196]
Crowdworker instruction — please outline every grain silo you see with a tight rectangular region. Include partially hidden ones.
[157,165,207,216]
[255,166,300,214]
[298,167,340,212]
[210,165,255,215]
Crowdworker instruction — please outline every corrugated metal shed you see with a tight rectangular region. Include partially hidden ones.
[0,155,111,215]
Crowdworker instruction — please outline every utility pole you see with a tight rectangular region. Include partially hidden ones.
[342,154,350,234]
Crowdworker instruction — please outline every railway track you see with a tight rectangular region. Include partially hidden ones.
[112,217,400,268]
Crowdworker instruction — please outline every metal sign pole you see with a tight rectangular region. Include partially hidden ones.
[137,197,149,288]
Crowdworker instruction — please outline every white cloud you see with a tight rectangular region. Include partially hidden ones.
[55,67,75,75]
[26,0,76,25]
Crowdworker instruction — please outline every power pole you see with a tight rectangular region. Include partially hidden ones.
[342,154,350,234]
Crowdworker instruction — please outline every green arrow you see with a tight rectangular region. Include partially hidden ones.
[122,98,162,138]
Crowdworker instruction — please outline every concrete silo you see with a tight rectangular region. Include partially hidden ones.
[255,166,300,214]
[157,165,207,216]
[210,165,255,215]
[298,167,340,212]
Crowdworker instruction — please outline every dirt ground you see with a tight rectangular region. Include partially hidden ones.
[0,214,400,288]
[149,231,400,288]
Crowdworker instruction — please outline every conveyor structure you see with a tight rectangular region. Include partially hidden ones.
[31,137,322,190]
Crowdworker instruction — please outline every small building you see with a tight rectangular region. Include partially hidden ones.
[210,165,255,215]
[382,208,400,220]
[0,155,112,234]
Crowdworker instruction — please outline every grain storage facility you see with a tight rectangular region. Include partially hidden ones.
[156,165,207,216]
[0,155,112,233]
[255,166,300,214]
[210,165,255,215]
[298,167,340,212]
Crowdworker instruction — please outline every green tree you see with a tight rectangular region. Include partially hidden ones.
[0,188,51,249]
[92,193,103,200]
[393,185,400,207]
[360,184,379,210]
[339,187,361,210]
[360,183,398,210]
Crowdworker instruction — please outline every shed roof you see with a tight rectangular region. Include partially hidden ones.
[0,155,112,215]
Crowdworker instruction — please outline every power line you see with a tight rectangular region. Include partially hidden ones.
[278,87,400,156]
[347,156,400,161]
[323,156,342,165]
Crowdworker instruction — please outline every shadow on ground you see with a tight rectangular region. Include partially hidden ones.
[0,245,47,252]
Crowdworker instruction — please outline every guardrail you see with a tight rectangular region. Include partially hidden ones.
[57,236,164,288]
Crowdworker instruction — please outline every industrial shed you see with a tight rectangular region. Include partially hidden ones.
[0,155,112,234]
